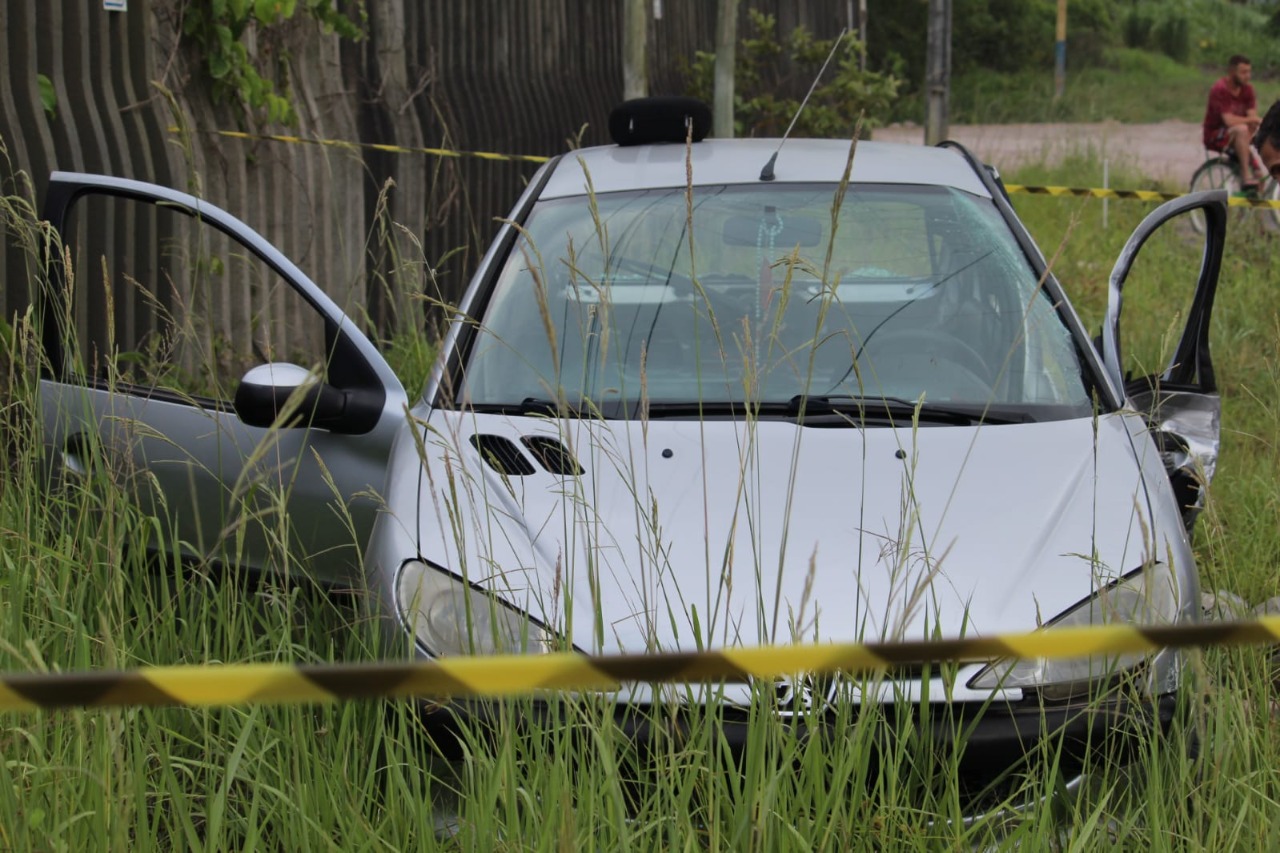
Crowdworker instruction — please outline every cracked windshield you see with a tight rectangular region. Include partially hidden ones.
[462,183,1091,418]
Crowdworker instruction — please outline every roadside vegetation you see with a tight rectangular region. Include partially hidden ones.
[871,0,1280,125]
[687,1,1280,132]
[3,134,1280,847]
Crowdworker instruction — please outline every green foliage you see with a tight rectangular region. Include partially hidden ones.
[1123,5,1155,50]
[1063,0,1123,67]
[883,46,1217,125]
[1177,0,1280,70]
[686,10,900,137]
[36,73,56,119]
[1122,2,1192,63]
[180,0,366,126]
[1156,14,1192,64]
[867,0,1119,92]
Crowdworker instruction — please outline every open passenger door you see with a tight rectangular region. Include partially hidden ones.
[1101,189,1227,530]
[38,172,408,582]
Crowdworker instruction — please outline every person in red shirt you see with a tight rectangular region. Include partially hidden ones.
[1203,54,1264,189]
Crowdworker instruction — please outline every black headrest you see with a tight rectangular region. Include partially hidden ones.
[608,97,712,146]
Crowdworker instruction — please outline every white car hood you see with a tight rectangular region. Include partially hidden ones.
[412,411,1168,654]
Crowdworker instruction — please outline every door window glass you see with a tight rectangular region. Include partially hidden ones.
[1114,207,1209,389]
[59,193,329,403]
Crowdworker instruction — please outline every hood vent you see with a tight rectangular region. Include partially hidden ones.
[521,435,585,476]
[469,434,536,476]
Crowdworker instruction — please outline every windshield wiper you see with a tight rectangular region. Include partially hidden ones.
[466,396,1029,425]
[467,397,602,418]
[636,401,756,419]
[786,395,1030,425]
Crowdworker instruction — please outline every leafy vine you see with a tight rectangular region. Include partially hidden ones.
[180,0,366,125]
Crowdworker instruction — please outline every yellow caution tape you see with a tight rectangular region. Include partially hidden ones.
[1005,183,1181,202]
[1004,183,1280,209]
[3,616,1278,711]
[167,126,552,165]
[166,127,1280,209]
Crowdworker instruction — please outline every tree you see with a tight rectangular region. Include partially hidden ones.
[686,11,900,138]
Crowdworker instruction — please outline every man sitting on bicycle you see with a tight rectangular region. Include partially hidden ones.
[1204,54,1264,191]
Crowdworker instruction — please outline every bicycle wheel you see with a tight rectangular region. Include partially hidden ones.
[1261,177,1280,232]
[1188,157,1238,234]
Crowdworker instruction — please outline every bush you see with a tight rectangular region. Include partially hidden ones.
[685,10,900,137]
[1123,3,1191,63]
[865,0,1118,94]
[1153,13,1191,64]
[1123,7,1155,50]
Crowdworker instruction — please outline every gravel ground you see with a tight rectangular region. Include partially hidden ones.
[873,119,1209,188]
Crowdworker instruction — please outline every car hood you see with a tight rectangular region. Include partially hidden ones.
[411,411,1166,654]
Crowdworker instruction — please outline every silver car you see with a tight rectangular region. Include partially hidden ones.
[39,99,1225,809]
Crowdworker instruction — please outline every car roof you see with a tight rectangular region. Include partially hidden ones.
[538,138,993,200]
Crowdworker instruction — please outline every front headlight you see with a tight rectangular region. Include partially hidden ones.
[968,563,1181,700]
[396,560,553,657]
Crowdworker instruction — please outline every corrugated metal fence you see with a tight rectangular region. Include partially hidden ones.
[1,0,850,340]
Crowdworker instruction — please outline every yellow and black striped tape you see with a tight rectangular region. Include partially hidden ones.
[1004,183,1280,209]
[174,127,1280,209]
[1008,183,1177,202]
[3,616,1279,711]
[1005,184,1181,202]
[168,126,553,165]
[172,127,1280,210]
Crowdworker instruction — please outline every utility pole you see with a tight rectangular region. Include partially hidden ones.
[924,0,951,145]
[1054,0,1068,100]
[713,0,738,137]
[847,0,868,72]
[859,0,868,72]
[623,0,647,100]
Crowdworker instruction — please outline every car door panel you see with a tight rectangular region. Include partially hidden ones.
[39,172,407,582]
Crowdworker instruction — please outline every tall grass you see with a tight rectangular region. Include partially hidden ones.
[887,47,1220,126]
[1,141,1280,848]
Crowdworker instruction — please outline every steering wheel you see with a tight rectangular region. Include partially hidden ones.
[859,329,991,380]
[827,328,996,401]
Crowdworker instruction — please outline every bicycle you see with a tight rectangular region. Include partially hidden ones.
[1189,145,1280,233]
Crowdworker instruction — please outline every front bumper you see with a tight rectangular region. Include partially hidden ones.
[414,690,1187,812]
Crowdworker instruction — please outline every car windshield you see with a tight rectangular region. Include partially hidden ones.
[457,183,1093,420]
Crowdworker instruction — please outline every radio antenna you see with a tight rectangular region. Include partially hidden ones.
[760,27,849,181]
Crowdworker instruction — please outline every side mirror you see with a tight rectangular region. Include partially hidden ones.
[233,362,347,430]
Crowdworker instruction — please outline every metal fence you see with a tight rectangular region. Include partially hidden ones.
[1,0,851,338]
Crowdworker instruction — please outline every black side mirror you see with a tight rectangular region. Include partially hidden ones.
[234,362,347,430]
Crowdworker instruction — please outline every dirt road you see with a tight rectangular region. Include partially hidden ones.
[873,120,1207,188]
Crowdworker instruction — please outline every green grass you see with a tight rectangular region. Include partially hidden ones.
[887,0,1280,126]
[1183,0,1280,73]
[890,47,1221,125]
[4,144,1280,847]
